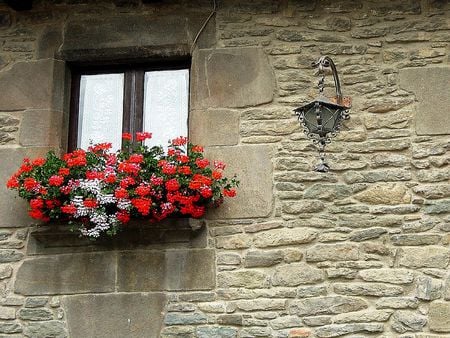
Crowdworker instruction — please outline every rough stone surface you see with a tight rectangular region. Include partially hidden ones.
[19,110,62,147]
[206,145,273,218]
[398,247,450,269]
[190,109,240,146]
[253,228,317,248]
[272,263,324,286]
[359,269,415,284]
[305,243,359,262]
[63,293,166,338]
[354,183,411,204]
[192,47,275,108]
[290,296,368,316]
[0,147,52,227]
[315,323,384,337]
[429,301,450,332]
[399,66,450,135]
[392,310,427,333]
[0,1,450,337]
[333,309,392,323]
[15,253,116,295]
[23,321,67,338]
[117,249,215,291]
[0,59,64,111]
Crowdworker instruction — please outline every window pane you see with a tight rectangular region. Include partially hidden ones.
[78,73,124,151]
[143,69,189,149]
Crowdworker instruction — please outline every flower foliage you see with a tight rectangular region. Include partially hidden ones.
[7,133,238,238]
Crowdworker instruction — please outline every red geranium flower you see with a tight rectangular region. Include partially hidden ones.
[48,175,64,187]
[136,132,152,142]
[165,178,180,192]
[32,158,46,166]
[172,136,188,146]
[6,176,19,189]
[223,188,236,197]
[122,133,132,141]
[61,204,77,214]
[195,158,209,169]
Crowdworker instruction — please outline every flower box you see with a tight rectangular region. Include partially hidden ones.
[7,133,238,239]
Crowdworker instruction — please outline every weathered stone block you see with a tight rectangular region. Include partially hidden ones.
[236,299,285,311]
[190,109,239,146]
[15,253,116,295]
[354,183,411,205]
[191,47,274,108]
[253,228,317,248]
[23,321,66,338]
[290,296,368,316]
[117,249,215,291]
[164,312,207,325]
[376,297,419,309]
[217,270,269,289]
[333,283,404,297]
[398,246,450,269]
[429,301,450,332]
[315,323,384,337]
[244,250,283,267]
[0,147,52,228]
[63,293,166,338]
[18,308,52,321]
[359,269,414,284]
[333,310,392,323]
[62,16,189,60]
[399,66,450,135]
[0,306,15,320]
[0,322,22,334]
[416,276,442,300]
[196,326,237,338]
[206,145,273,218]
[19,110,62,147]
[0,59,64,111]
[306,243,359,262]
[272,263,324,286]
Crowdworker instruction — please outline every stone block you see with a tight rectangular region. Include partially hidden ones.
[37,25,63,59]
[290,296,368,316]
[253,228,317,248]
[191,47,275,108]
[14,253,116,295]
[399,66,450,135]
[117,249,215,291]
[205,145,273,218]
[0,59,65,111]
[0,147,52,228]
[272,263,324,286]
[61,15,191,60]
[190,109,239,146]
[306,243,359,262]
[398,246,450,269]
[19,110,62,147]
[429,301,450,332]
[63,293,166,338]
[23,321,66,338]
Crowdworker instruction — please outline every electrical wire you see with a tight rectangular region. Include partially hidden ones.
[190,0,217,55]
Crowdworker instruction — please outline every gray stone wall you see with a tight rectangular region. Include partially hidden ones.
[0,0,449,337]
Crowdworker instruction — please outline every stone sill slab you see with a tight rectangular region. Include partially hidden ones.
[27,218,206,255]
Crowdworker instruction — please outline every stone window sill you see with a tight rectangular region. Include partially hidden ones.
[27,218,206,255]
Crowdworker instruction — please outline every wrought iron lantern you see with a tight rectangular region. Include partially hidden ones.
[294,56,351,172]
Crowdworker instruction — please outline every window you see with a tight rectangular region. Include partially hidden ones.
[69,61,190,151]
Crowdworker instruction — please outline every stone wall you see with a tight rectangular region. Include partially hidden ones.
[0,0,449,337]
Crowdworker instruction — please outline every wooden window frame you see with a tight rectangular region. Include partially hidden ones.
[68,59,191,151]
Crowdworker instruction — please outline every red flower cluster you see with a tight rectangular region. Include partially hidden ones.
[6,133,239,239]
